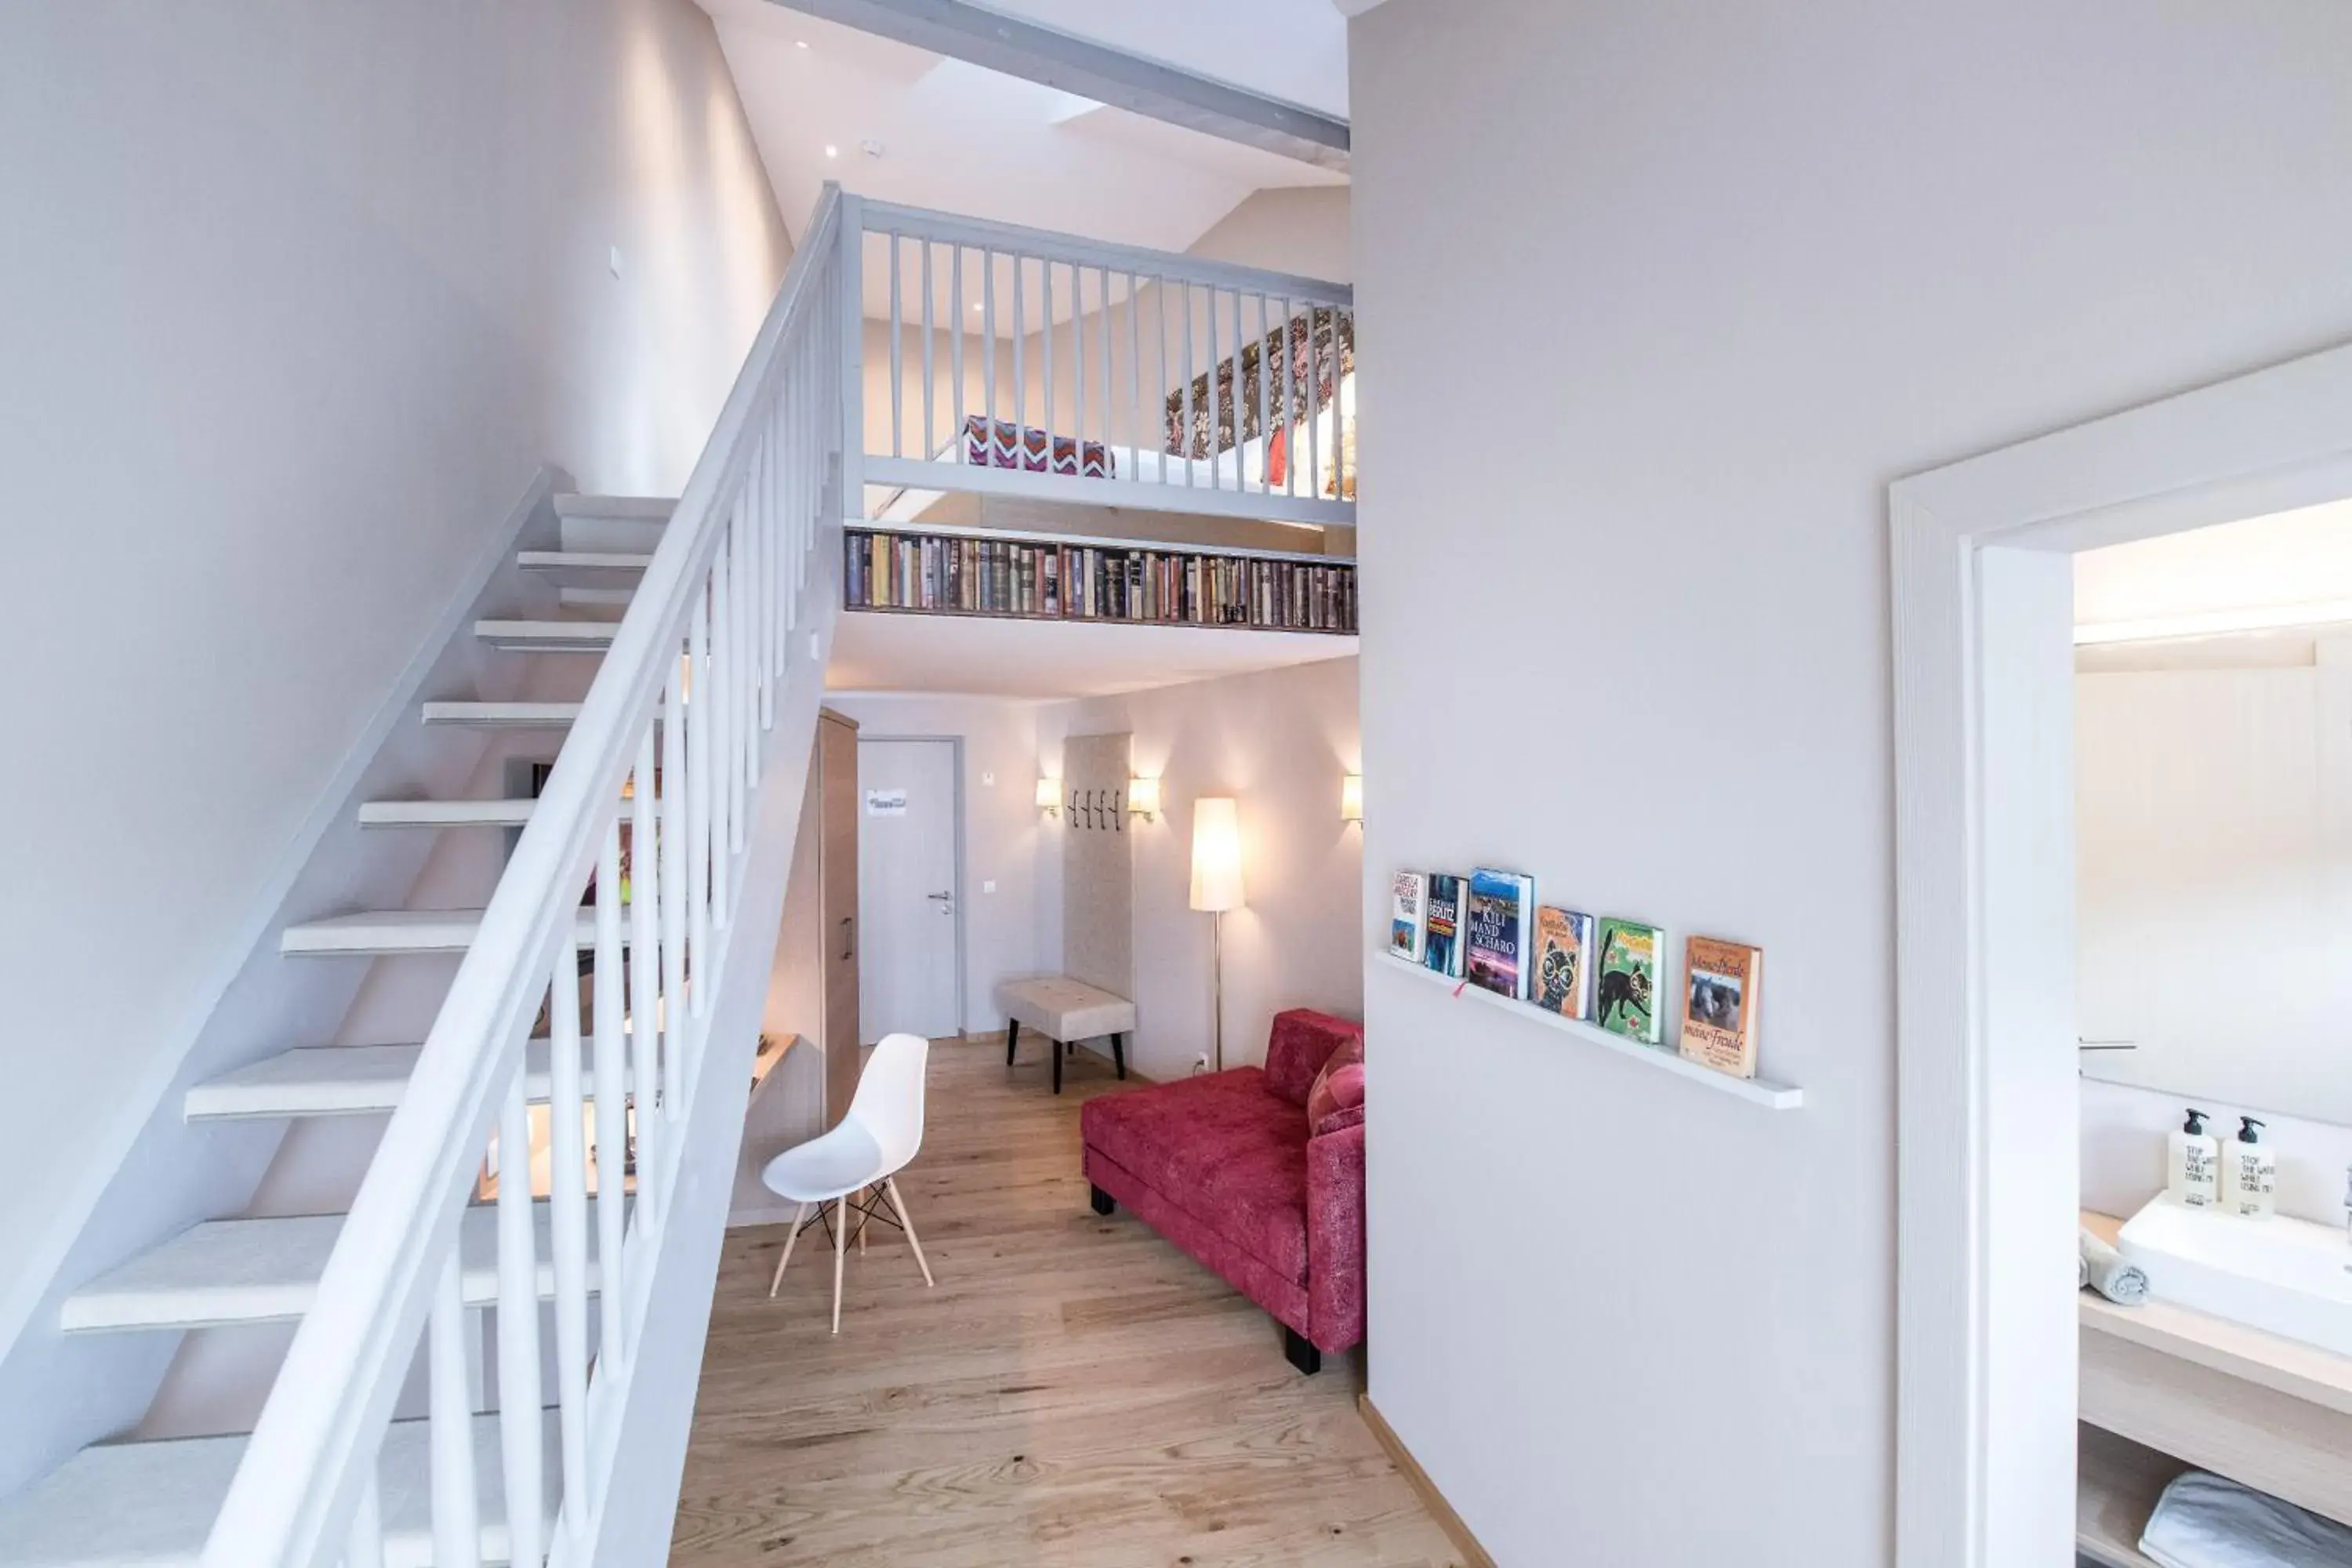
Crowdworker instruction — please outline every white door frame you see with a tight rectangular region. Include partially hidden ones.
[855,733,968,1036]
[1891,339,2352,1568]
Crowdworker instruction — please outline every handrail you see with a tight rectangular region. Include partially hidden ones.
[204,184,848,1567]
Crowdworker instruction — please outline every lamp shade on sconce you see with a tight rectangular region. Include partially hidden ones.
[1036,778,1062,815]
[1189,797,1243,913]
[1340,773,1363,823]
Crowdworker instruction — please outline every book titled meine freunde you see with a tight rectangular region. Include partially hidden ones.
[1680,935,1763,1079]
[1422,873,1467,978]
[1391,871,1428,963]
[1465,868,1536,1000]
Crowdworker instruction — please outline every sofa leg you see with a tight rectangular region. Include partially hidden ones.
[1089,1184,1116,1217]
[1283,1325,1322,1376]
[1005,1018,1020,1067]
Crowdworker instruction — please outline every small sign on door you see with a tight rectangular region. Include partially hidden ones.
[864,788,908,818]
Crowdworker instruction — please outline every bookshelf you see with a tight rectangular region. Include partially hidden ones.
[845,522,1358,635]
[1377,951,1806,1110]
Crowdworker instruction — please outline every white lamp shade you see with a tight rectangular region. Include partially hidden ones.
[1189,797,1244,913]
[1340,773,1363,822]
[1035,777,1061,810]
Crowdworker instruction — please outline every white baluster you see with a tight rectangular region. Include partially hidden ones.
[547,949,591,1535]
[982,247,996,441]
[889,230,903,459]
[1043,257,1056,447]
[342,1465,384,1568]
[1304,300,1322,501]
[707,551,732,918]
[660,661,690,1110]
[593,818,628,1370]
[950,245,964,465]
[495,1063,546,1568]
[1254,293,1271,497]
[920,240,935,461]
[687,590,712,1017]
[430,1251,482,1568]
[1013,254,1026,430]
[1128,270,1142,488]
[1073,263,1085,458]
[1181,282,1196,488]
[730,514,753,825]
[629,725,663,1239]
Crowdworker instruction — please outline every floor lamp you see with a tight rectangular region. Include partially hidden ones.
[1189,797,1243,1072]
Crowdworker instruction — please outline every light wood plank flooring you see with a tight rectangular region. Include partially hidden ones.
[671,1036,1461,1567]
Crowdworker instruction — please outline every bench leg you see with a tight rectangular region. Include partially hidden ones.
[1090,1184,1116,1216]
[1005,1018,1020,1066]
[1053,1036,1063,1094]
[1110,1032,1127,1080]
[1283,1325,1322,1376]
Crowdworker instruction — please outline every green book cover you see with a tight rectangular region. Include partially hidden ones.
[1595,917,1665,1045]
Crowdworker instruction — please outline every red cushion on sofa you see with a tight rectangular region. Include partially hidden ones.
[1080,1068,1310,1283]
[1264,1010,1363,1106]
[1307,1059,1364,1135]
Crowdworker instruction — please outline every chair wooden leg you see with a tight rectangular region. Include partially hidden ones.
[831,1194,848,1334]
[857,1185,869,1254]
[767,1203,810,1298]
[887,1176,935,1287]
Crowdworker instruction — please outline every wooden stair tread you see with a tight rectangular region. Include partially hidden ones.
[185,1036,636,1121]
[280,908,611,956]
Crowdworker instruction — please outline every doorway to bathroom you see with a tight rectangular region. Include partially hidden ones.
[1889,341,2352,1568]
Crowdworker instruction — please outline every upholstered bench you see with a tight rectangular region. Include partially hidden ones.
[996,975,1134,1094]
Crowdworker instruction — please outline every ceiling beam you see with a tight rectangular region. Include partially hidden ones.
[759,0,1350,172]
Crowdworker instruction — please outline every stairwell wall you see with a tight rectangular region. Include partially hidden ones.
[0,0,789,1494]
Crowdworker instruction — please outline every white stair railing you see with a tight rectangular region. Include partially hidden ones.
[203,184,848,1568]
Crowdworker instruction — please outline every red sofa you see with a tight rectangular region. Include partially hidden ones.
[1080,1008,1367,1374]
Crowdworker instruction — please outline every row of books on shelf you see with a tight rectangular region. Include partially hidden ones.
[844,528,1358,633]
[1390,869,1764,1081]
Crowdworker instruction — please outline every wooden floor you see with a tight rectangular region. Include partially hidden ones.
[670,1037,1461,1567]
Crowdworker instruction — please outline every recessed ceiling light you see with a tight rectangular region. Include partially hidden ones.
[795,39,810,49]
[824,143,839,158]
[971,301,984,312]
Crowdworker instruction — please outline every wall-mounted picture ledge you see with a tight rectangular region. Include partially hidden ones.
[1375,951,1806,1110]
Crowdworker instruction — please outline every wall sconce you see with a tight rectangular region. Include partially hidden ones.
[1127,776,1161,822]
[1340,773,1363,825]
[1036,778,1062,818]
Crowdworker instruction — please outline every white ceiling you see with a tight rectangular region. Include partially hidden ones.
[826,612,1357,698]
[699,0,1347,262]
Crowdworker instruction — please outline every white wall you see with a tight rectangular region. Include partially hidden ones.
[2084,1078,2352,1231]
[1040,655,1362,1081]
[0,0,786,1490]
[1350,2,2352,1563]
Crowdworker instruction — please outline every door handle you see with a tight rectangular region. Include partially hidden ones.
[926,891,954,902]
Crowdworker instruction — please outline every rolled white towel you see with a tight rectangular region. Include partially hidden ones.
[2141,1470,2352,1567]
[2081,1228,2148,1305]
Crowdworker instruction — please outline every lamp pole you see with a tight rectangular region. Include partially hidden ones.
[1211,908,1225,1073]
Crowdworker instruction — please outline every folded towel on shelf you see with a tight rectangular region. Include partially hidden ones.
[2140,1470,2352,1567]
[2081,1228,2149,1305]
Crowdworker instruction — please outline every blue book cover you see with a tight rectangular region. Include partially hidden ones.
[1423,873,1467,978]
[1465,868,1536,1000]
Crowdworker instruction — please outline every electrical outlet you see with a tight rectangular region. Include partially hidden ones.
[982,880,996,894]
[1192,1052,1210,1075]
[981,770,995,786]
[608,245,623,279]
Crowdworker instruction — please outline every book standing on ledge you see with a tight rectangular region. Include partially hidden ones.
[1465,868,1536,1000]
[1423,873,1467,978]
[1391,872,1428,963]
[1680,937,1762,1079]
[1594,918,1665,1045]
[1531,907,1595,1021]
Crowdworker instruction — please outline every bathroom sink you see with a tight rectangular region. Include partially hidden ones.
[2118,1195,2352,1356]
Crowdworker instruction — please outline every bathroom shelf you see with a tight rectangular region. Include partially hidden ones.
[1375,952,1804,1110]
[2076,1424,2178,1568]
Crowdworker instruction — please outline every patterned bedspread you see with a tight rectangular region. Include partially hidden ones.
[962,416,1114,479]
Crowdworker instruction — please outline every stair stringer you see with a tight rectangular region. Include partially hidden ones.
[0,466,572,1502]
[556,519,843,1568]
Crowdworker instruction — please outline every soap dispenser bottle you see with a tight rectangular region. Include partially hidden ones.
[2169,1109,2220,1207]
[2228,1117,2276,1220]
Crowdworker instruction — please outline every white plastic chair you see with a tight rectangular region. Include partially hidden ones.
[760,1031,935,1333]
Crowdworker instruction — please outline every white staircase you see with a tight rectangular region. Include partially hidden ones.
[0,186,853,1566]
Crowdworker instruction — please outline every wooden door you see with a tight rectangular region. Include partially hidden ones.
[819,712,862,1129]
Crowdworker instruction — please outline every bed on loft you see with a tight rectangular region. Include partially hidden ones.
[846,197,1357,535]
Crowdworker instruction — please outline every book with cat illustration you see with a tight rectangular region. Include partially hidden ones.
[1531,906,1595,1020]
[1464,867,1536,1000]
[1423,873,1467,978]
[1594,917,1665,1044]
[1391,871,1429,963]
[1680,936,1762,1079]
